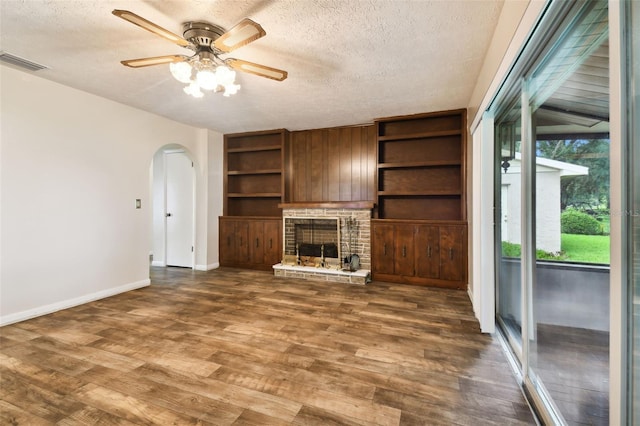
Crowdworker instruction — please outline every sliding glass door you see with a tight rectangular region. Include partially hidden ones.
[495,97,523,358]
[493,1,611,423]
[628,0,640,422]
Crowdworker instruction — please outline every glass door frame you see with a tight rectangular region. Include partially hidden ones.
[490,1,623,423]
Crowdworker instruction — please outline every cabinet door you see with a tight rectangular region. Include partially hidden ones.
[415,225,440,279]
[248,220,265,264]
[219,219,237,264]
[235,220,250,264]
[439,225,466,282]
[372,223,395,274]
[394,224,415,276]
[263,220,282,266]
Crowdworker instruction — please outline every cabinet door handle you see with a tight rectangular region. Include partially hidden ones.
[402,245,407,257]
[383,243,387,255]
[269,238,273,249]
[256,238,260,248]
[427,245,431,258]
[449,248,454,260]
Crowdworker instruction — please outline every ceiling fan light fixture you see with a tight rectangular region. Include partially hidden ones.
[184,81,203,98]
[223,83,241,97]
[169,61,193,83]
[196,68,218,90]
[114,10,287,98]
[215,65,235,86]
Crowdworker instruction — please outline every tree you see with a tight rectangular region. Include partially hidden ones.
[536,139,610,210]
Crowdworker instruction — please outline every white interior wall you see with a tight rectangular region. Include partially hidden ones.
[0,64,223,325]
[467,0,546,330]
[207,130,224,270]
[151,149,166,266]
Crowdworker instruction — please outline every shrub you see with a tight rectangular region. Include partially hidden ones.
[502,241,521,257]
[561,209,602,235]
[501,241,566,260]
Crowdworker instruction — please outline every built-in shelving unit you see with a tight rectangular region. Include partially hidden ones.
[224,129,288,217]
[375,109,466,221]
[372,109,468,289]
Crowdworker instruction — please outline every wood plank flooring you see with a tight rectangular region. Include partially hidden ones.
[0,267,536,425]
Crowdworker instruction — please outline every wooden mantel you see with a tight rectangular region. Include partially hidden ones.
[278,201,375,209]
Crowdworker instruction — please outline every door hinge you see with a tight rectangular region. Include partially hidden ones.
[191,162,194,167]
[191,246,194,252]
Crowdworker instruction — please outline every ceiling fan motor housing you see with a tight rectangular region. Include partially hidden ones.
[183,22,226,49]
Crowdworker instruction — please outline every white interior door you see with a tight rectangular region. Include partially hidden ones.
[165,151,194,267]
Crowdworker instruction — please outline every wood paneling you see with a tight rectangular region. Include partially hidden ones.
[287,125,376,203]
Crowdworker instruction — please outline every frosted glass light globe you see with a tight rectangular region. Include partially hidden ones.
[169,62,193,84]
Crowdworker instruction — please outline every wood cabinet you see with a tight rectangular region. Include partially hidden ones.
[375,109,466,221]
[219,217,282,271]
[371,220,467,289]
[224,129,288,217]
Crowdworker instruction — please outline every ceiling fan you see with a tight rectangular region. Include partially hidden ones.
[112,10,288,98]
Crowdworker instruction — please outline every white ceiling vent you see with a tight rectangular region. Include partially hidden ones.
[0,52,48,71]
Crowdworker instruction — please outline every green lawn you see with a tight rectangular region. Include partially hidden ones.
[502,233,610,264]
[561,233,610,264]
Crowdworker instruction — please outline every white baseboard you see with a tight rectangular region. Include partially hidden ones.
[0,279,150,327]
[195,262,219,271]
[151,260,166,267]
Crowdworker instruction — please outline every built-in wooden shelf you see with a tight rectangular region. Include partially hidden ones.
[377,129,462,142]
[223,129,288,217]
[378,190,462,196]
[227,145,282,153]
[378,160,461,169]
[375,109,467,221]
[228,193,282,198]
[227,169,282,175]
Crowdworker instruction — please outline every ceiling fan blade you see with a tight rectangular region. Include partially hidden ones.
[213,18,266,53]
[121,55,188,68]
[113,9,189,48]
[227,58,288,81]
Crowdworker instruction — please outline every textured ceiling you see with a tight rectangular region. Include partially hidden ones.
[0,0,503,134]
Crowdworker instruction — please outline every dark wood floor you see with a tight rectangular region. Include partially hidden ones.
[0,267,536,425]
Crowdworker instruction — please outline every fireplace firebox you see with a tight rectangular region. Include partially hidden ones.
[283,217,340,267]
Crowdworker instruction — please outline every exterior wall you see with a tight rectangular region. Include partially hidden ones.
[502,161,563,253]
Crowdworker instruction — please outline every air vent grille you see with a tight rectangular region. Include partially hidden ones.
[0,52,48,71]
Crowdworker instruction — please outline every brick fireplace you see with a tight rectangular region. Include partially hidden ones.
[273,203,372,284]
